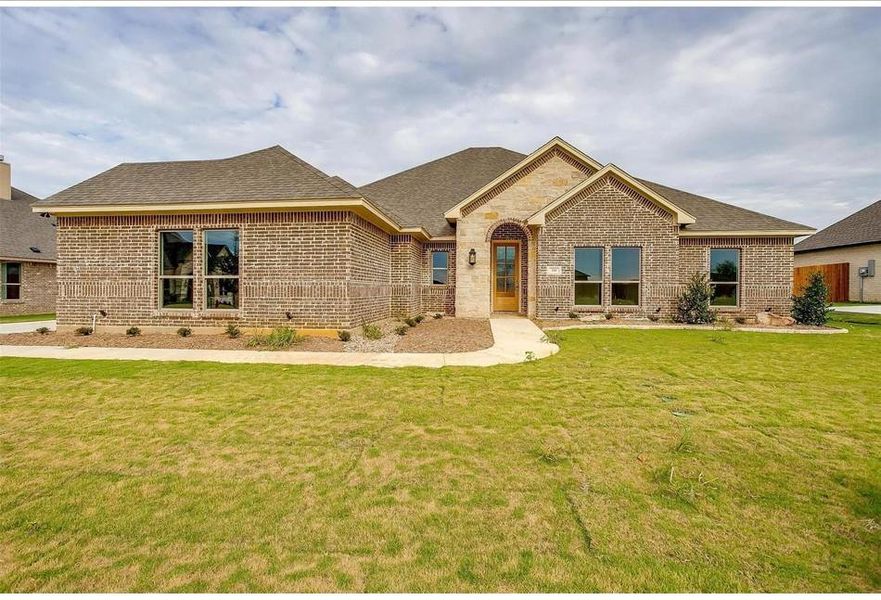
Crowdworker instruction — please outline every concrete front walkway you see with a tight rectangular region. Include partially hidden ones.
[0,317,557,368]
[0,319,56,334]
[833,304,881,315]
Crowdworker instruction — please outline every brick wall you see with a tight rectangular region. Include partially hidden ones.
[0,260,56,316]
[421,241,456,315]
[537,176,680,319]
[794,243,881,302]
[55,211,393,330]
[680,237,796,316]
[390,235,422,317]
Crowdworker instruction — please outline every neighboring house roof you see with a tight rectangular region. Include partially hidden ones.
[359,147,527,237]
[0,187,57,262]
[794,198,881,253]
[36,146,359,207]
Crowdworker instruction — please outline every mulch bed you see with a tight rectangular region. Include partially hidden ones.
[0,317,495,354]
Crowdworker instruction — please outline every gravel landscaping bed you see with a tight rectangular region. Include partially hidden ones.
[0,317,495,353]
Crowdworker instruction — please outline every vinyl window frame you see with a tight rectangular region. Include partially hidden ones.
[431,250,449,285]
[203,228,241,311]
[611,246,641,307]
[1,262,22,302]
[709,248,741,308]
[573,247,603,307]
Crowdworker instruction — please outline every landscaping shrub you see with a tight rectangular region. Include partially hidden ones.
[75,326,93,336]
[362,324,383,340]
[734,316,747,325]
[177,327,192,338]
[225,323,241,339]
[604,312,614,320]
[36,326,50,335]
[675,272,716,324]
[648,314,660,322]
[247,326,304,349]
[792,271,831,326]
[433,313,443,319]
[568,311,578,320]
[404,317,417,327]
[125,326,141,337]
[415,315,425,323]
[394,325,408,336]
[337,330,351,342]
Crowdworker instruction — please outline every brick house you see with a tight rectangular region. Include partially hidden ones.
[34,137,814,333]
[0,159,57,317]
[794,198,880,302]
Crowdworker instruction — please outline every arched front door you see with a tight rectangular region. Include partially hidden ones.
[492,240,520,312]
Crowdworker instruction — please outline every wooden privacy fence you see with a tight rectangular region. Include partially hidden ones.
[794,263,849,302]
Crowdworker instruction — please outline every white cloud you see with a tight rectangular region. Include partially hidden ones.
[0,7,879,229]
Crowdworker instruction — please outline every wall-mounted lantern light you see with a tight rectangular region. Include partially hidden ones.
[468,248,477,266]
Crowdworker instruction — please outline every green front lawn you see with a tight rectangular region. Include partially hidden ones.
[0,313,55,324]
[1,321,879,592]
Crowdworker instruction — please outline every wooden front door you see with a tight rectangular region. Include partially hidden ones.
[492,241,520,312]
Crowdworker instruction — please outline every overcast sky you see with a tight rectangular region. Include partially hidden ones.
[1,7,879,228]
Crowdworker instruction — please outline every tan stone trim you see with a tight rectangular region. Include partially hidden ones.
[0,256,57,264]
[443,136,603,220]
[528,164,697,226]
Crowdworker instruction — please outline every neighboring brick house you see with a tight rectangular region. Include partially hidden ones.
[0,159,57,317]
[34,137,814,332]
[794,199,881,302]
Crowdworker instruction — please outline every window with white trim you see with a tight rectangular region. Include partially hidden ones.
[159,230,194,309]
[710,248,739,306]
[611,247,640,306]
[1,262,22,300]
[204,229,240,309]
[573,248,602,306]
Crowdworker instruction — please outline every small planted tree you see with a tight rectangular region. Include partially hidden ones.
[676,272,716,324]
[791,271,830,326]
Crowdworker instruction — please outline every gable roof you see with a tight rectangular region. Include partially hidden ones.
[442,136,603,221]
[359,147,526,237]
[528,164,697,226]
[795,198,881,253]
[1,187,56,262]
[36,145,359,208]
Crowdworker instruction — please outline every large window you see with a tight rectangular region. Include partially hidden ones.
[205,229,240,309]
[1,262,21,300]
[574,248,602,305]
[431,251,449,285]
[710,248,740,306]
[159,230,194,309]
[611,247,640,305]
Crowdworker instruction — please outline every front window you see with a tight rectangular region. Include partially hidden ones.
[431,251,449,285]
[611,247,640,305]
[205,229,240,309]
[710,248,740,306]
[159,230,194,308]
[574,248,602,305]
[1,262,22,300]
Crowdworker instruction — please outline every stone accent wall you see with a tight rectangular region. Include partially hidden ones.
[55,211,392,330]
[421,241,456,315]
[390,235,422,317]
[537,177,679,319]
[0,260,56,316]
[794,243,881,302]
[455,152,591,317]
[680,237,796,316]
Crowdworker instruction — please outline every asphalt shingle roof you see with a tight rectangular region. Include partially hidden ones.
[0,187,57,262]
[795,198,881,253]
[359,147,527,237]
[37,146,358,207]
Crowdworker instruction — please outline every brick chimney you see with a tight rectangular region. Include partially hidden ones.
[0,156,10,200]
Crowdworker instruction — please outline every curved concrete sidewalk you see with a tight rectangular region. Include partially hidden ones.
[0,317,558,368]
